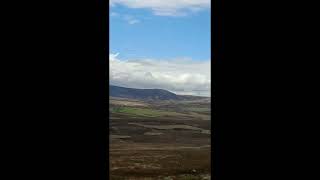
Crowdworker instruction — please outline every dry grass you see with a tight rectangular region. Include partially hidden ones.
[110,146,211,179]
[110,99,149,107]
[128,123,210,134]
[110,135,131,139]
[109,97,211,179]
[128,123,203,131]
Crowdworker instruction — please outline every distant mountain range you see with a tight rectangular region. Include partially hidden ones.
[110,85,210,101]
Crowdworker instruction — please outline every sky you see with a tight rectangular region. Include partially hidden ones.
[110,0,211,96]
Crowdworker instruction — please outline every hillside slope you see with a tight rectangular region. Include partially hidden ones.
[110,85,179,100]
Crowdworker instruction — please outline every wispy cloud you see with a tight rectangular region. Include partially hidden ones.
[110,53,211,97]
[111,12,140,25]
[110,12,119,17]
[110,0,210,17]
[128,19,140,24]
[123,15,140,25]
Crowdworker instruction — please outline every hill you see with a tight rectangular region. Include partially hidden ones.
[110,85,178,100]
[110,85,210,101]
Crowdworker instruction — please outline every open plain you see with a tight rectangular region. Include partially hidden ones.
[110,97,211,180]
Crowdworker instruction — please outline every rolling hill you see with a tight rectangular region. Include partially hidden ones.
[110,85,210,101]
[110,85,179,100]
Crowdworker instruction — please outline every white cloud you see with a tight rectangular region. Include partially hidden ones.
[110,0,210,16]
[123,15,140,24]
[128,19,140,24]
[110,53,211,97]
[110,12,119,17]
[111,13,140,25]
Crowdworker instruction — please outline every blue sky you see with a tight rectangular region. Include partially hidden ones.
[110,1,210,60]
[110,0,211,96]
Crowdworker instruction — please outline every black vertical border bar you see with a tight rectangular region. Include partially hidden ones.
[212,0,224,179]
[96,0,108,179]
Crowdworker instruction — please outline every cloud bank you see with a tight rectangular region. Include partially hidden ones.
[110,53,211,97]
[110,0,210,16]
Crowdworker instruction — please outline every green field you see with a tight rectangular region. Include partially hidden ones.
[111,106,186,118]
[185,107,210,112]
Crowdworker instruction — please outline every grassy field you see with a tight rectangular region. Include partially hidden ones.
[109,97,211,179]
[111,106,190,118]
[185,107,210,112]
[110,148,211,179]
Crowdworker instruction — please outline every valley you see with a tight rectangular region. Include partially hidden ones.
[109,87,211,180]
